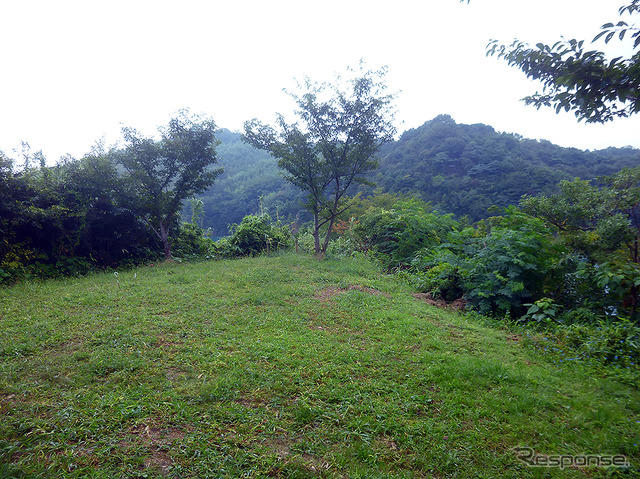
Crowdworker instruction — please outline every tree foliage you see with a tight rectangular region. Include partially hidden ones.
[486,1,640,122]
[184,129,307,238]
[372,115,640,220]
[0,148,157,283]
[522,167,640,319]
[243,65,396,254]
[114,110,223,260]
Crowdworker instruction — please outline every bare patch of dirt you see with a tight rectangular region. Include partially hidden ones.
[131,424,187,445]
[0,393,18,414]
[374,436,400,452]
[262,436,331,473]
[129,424,188,476]
[154,336,183,350]
[412,293,467,311]
[235,394,271,410]
[165,367,188,381]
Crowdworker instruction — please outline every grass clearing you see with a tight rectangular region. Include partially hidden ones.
[0,253,638,478]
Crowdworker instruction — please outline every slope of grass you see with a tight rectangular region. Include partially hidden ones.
[0,253,638,478]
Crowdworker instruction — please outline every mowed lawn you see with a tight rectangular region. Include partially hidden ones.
[0,253,638,478]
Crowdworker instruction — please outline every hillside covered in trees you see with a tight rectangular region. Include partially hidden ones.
[195,115,640,233]
[373,114,640,219]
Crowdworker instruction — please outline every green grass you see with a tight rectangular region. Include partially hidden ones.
[0,253,638,478]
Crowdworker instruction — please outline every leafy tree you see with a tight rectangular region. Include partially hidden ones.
[521,168,640,264]
[243,65,396,255]
[60,153,155,266]
[522,168,640,320]
[486,1,640,123]
[113,110,223,260]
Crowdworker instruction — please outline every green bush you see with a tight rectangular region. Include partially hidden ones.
[172,223,215,260]
[519,297,561,328]
[326,236,361,258]
[410,249,466,301]
[210,237,241,258]
[296,231,315,254]
[408,208,562,316]
[226,213,291,257]
[354,199,459,270]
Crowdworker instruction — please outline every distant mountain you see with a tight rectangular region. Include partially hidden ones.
[371,114,640,220]
[191,117,640,233]
[189,129,306,238]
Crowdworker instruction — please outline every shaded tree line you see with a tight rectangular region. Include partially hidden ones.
[189,116,640,236]
[0,111,221,282]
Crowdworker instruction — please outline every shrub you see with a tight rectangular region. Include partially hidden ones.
[519,297,561,328]
[172,223,215,260]
[460,213,562,316]
[210,237,241,258]
[227,213,291,256]
[410,250,466,301]
[354,199,459,270]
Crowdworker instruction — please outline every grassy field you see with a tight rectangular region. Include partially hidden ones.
[0,253,638,478]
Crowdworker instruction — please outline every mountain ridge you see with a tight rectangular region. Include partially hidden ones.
[193,115,640,231]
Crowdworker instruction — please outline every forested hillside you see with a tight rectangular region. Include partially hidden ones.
[373,114,640,219]
[193,129,307,238]
[194,115,640,232]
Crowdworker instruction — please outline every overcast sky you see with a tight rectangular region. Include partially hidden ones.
[1,0,638,163]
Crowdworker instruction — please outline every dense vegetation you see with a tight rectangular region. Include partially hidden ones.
[193,129,307,239]
[191,115,640,235]
[0,112,224,282]
[372,115,640,220]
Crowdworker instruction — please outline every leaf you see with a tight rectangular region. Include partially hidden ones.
[593,31,608,42]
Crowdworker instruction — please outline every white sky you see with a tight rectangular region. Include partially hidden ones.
[1,0,639,163]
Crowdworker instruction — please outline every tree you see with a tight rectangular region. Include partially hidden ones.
[521,168,640,320]
[521,169,640,264]
[114,110,223,260]
[486,1,640,123]
[243,64,396,255]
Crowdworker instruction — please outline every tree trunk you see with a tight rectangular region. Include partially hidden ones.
[321,215,335,254]
[312,211,321,254]
[159,221,172,261]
